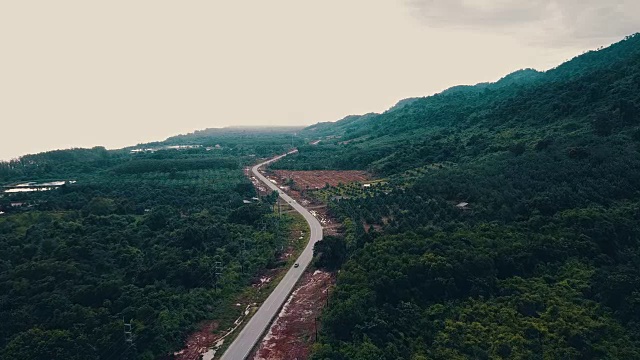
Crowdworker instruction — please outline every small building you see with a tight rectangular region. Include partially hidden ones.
[456,202,470,210]
[10,202,25,207]
[363,183,372,188]
[0,211,5,216]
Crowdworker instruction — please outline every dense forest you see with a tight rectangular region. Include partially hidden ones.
[0,130,297,359]
[290,34,640,359]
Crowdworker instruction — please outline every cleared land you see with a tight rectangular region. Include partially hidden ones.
[271,170,370,190]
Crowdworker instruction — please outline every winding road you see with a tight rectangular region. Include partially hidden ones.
[220,150,324,360]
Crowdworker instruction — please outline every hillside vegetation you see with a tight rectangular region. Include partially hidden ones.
[289,34,640,359]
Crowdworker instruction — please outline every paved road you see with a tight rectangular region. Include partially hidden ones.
[220,150,324,360]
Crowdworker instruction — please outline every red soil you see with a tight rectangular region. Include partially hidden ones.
[174,321,219,360]
[252,270,335,360]
[272,170,370,190]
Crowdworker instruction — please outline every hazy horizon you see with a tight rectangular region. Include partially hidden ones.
[2,1,638,160]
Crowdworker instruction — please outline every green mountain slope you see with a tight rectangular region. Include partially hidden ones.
[292,34,640,359]
[276,33,640,175]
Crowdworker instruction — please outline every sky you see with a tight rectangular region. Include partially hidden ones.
[1,1,638,160]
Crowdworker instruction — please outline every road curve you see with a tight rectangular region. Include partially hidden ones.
[220,150,323,360]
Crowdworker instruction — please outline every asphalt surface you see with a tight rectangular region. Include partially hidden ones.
[220,150,324,360]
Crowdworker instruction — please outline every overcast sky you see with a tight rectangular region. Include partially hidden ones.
[1,1,638,160]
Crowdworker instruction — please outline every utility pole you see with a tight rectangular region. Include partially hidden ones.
[123,318,134,344]
[276,201,283,252]
[278,198,282,218]
[258,218,269,231]
[213,261,223,292]
[241,238,247,275]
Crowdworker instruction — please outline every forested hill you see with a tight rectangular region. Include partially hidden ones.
[274,33,640,175]
[279,34,640,359]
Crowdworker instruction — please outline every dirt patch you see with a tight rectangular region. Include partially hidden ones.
[272,170,370,190]
[262,170,356,235]
[252,270,335,360]
[173,321,220,360]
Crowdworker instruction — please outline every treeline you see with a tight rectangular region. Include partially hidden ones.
[160,127,304,158]
[0,127,301,183]
[111,158,239,174]
[0,147,119,182]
